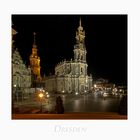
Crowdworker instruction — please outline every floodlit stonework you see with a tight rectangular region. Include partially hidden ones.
[29,32,45,88]
[12,27,32,101]
[45,18,93,94]
[12,49,32,88]
[29,32,41,80]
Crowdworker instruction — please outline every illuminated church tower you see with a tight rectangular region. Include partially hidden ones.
[46,18,93,93]
[74,18,86,62]
[73,18,87,76]
[29,32,41,81]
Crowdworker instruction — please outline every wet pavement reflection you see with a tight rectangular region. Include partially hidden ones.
[61,93,121,112]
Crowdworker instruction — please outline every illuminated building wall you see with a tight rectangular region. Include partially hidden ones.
[12,49,32,88]
[45,19,93,93]
[12,27,32,100]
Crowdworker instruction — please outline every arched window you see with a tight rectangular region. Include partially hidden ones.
[78,53,80,60]
[81,55,83,60]
[81,67,83,74]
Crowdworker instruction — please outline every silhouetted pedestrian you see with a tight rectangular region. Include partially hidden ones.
[55,96,64,114]
[118,95,127,115]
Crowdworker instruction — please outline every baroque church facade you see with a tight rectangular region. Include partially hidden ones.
[45,19,93,94]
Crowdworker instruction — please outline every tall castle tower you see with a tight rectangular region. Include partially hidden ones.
[29,32,41,80]
[73,18,87,76]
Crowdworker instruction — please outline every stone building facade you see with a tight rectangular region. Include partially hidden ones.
[12,49,32,88]
[12,27,32,101]
[45,19,93,94]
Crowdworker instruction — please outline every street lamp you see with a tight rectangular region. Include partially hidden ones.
[13,84,18,102]
[12,84,17,112]
[38,93,44,113]
[45,92,50,112]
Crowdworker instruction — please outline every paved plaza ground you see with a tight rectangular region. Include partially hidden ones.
[12,93,127,119]
[13,93,122,113]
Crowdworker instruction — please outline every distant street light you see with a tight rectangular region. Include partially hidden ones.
[13,84,18,102]
[38,93,44,113]
[39,93,44,98]
[46,93,50,112]
[13,84,17,112]
[14,84,16,87]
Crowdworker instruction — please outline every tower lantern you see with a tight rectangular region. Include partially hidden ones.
[76,17,85,44]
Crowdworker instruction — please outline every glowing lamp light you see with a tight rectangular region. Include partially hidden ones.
[94,84,97,88]
[14,84,16,87]
[84,90,87,93]
[46,92,48,95]
[114,88,117,92]
[39,93,44,98]
[75,92,78,95]
[103,93,108,97]
[47,94,50,98]
[62,90,65,93]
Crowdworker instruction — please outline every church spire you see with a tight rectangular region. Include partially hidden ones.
[75,17,85,44]
[33,32,36,47]
[30,32,41,81]
[31,32,38,57]
[74,18,87,62]
[79,17,82,27]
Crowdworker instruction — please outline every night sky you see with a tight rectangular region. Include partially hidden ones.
[12,15,127,85]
